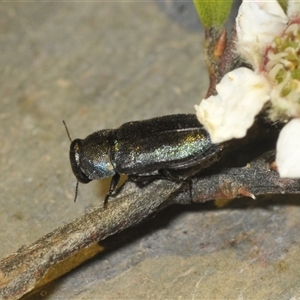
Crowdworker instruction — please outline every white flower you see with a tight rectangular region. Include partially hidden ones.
[276,118,300,177]
[195,68,270,143]
[236,0,288,69]
[195,0,300,178]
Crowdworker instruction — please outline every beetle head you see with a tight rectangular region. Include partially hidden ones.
[69,130,116,183]
[70,139,92,183]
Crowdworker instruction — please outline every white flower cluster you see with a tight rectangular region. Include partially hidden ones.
[195,0,300,178]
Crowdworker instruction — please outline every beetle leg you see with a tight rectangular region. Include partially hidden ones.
[104,173,121,206]
[158,169,186,181]
[128,174,159,187]
[158,169,193,201]
[129,170,193,201]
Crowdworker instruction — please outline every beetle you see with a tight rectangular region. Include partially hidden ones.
[67,114,221,204]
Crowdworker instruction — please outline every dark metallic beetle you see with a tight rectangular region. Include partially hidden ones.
[67,114,221,204]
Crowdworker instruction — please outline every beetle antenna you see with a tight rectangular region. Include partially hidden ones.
[63,120,72,142]
[63,120,78,202]
[74,181,79,202]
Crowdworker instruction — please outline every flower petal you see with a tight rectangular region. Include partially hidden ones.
[236,0,288,68]
[276,118,300,178]
[195,68,271,144]
[287,0,300,20]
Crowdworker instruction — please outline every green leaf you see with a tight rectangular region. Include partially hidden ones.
[193,0,233,28]
[277,0,288,13]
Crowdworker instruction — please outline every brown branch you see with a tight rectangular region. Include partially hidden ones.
[173,151,300,204]
[0,181,182,300]
[204,26,239,98]
[0,151,300,300]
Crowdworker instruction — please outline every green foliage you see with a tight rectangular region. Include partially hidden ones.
[193,0,233,28]
[277,0,288,13]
